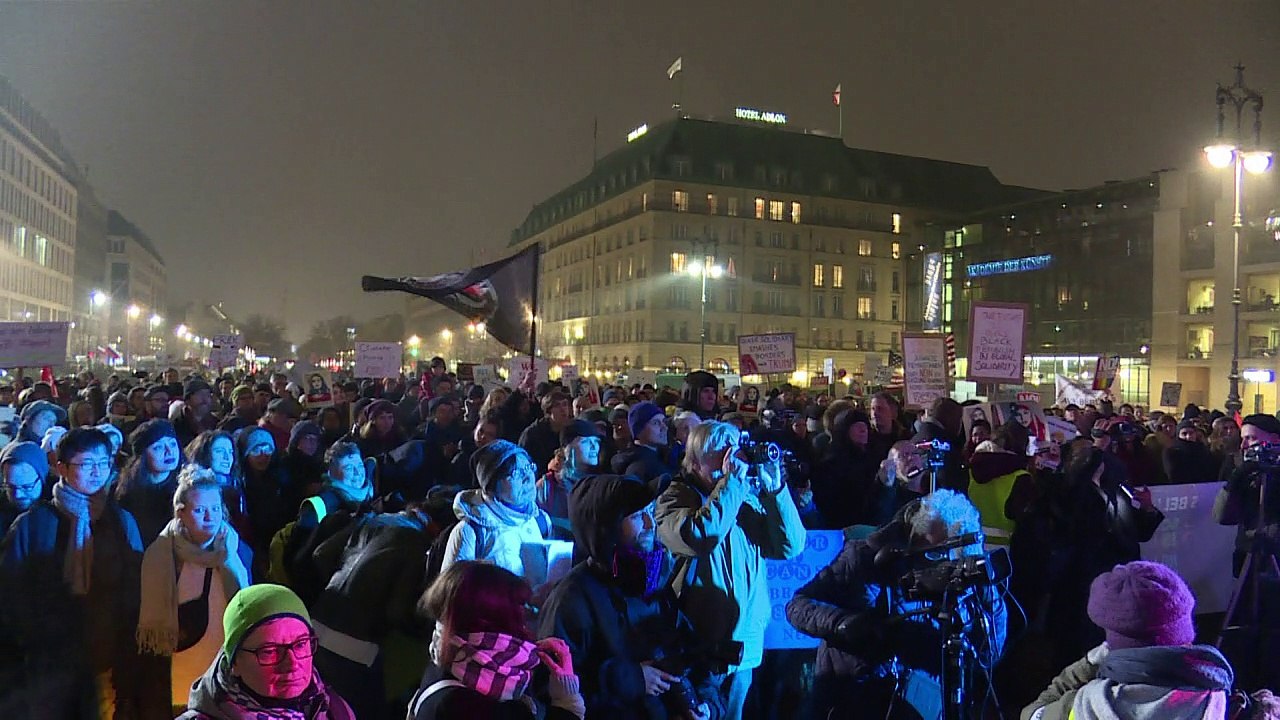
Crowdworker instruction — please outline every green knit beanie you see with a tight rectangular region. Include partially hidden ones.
[222,583,311,658]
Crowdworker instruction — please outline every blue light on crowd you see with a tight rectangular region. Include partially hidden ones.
[966,254,1053,277]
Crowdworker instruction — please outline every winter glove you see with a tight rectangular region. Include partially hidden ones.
[830,612,889,656]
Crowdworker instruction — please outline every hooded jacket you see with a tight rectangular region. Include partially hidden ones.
[1022,644,1233,720]
[654,468,806,673]
[680,371,720,421]
[539,475,719,719]
[439,489,549,577]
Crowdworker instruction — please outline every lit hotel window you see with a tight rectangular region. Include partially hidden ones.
[892,213,902,234]
[673,191,689,212]
[858,239,873,256]
[769,200,784,221]
[754,197,765,220]
[670,252,687,274]
[792,202,802,224]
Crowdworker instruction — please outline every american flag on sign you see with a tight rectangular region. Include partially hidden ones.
[887,349,904,367]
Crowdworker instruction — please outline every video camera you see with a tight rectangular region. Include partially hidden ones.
[1243,441,1280,468]
[738,431,801,488]
[652,639,744,713]
[893,532,1011,605]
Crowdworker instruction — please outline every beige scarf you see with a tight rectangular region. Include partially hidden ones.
[137,518,250,655]
[51,481,108,596]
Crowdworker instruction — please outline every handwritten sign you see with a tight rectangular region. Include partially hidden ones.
[739,333,796,375]
[209,334,243,369]
[764,530,845,650]
[506,356,550,385]
[1160,382,1183,408]
[473,365,502,392]
[0,321,70,367]
[966,302,1027,384]
[628,369,657,389]
[354,341,403,378]
[1140,483,1236,614]
[560,364,579,383]
[902,334,949,409]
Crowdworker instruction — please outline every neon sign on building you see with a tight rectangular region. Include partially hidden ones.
[734,107,787,125]
[966,254,1053,278]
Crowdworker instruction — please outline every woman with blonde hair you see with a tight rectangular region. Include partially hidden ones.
[137,465,253,711]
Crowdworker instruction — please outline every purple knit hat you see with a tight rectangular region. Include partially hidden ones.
[1087,561,1196,650]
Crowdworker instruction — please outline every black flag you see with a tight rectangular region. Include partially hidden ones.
[362,246,540,354]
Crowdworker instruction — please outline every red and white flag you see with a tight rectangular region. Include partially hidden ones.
[832,83,841,107]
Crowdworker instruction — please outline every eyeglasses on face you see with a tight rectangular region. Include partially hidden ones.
[0,480,40,492]
[237,635,317,666]
[68,459,113,473]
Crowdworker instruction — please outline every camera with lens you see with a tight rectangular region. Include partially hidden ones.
[900,549,1009,603]
[739,431,781,466]
[652,639,744,713]
[1243,441,1280,468]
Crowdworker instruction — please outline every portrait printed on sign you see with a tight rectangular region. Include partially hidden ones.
[963,403,994,445]
[1039,416,1080,470]
[994,400,1048,443]
[738,385,762,415]
[304,370,334,408]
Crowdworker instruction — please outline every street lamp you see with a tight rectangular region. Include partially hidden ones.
[686,253,724,370]
[1203,64,1270,416]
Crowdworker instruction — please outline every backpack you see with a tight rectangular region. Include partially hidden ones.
[267,495,328,586]
[419,519,461,607]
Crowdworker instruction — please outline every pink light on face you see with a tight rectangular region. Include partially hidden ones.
[232,617,313,700]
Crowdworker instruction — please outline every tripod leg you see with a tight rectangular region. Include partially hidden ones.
[1217,554,1255,648]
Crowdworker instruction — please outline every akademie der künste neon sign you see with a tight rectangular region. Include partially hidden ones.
[967,254,1053,277]
[734,107,787,125]
[626,124,649,142]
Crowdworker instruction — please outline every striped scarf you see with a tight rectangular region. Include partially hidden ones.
[448,632,541,702]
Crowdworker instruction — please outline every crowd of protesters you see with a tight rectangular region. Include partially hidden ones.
[1,360,1278,719]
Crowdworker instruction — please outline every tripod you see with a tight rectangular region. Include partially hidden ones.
[1217,466,1280,690]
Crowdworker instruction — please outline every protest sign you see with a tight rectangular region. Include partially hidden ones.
[992,400,1049,443]
[962,404,994,440]
[966,302,1027,384]
[764,530,845,649]
[209,334,243,369]
[354,341,403,378]
[1038,415,1080,469]
[738,385,763,415]
[1093,354,1121,391]
[1054,374,1108,407]
[506,356,550,385]
[1160,382,1183,408]
[473,365,502,392]
[560,364,579,383]
[302,369,334,408]
[0,321,70,368]
[520,540,575,590]
[738,333,796,375]
[902,334,949,409]
[1140,483,1237,614]
[455,362,476,383]
[628,369,657,388]
[1016,391,1041,403]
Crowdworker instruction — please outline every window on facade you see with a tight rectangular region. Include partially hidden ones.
[1058,286,1072,304]
[791,202,802,224]
[754,197,765,220]
[715,162,734,181]
[727,197,739,217]
[856,330,864,349]
[707,194,717,215]
[860,266,875,289]
[670,252,687,274]
[891,300,899,320]
[813,264,824,287]
[769,200,784,221]
[673,190,689,211]
[891,271,900,293]
[770,232,784,248]
[679,322,689,341]
[891,241,901,259]
[832,264,844,289]
[858,297,874,319]
[832,295,844,317]
[892,213,902,234]
[813,294,825,317]
[674,224,688,239]
[672,158,691,177]
[858,239,873,256]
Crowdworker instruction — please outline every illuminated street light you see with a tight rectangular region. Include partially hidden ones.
[175,324,188,338]
[91,290,108,307]
[407,334,421,346]
[686,244,724,369]
[1205,143,1236,169]
[441,328,452,341]
[1243,150,1274,175]
[127,304,141,319]
[149,314,163,328]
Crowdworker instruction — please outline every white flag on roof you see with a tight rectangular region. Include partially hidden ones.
[667,56,682,79]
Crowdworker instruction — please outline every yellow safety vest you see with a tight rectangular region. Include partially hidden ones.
[967,467,1028,548]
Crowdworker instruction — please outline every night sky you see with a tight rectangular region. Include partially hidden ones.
[1,1,1276,339]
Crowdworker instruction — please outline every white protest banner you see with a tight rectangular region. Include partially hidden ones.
[520,540,576,590]
[506,356,550,385]
[473,365,502,391]
[738,332,796,375]
[0,321,70,367]
[628,369,657,388]
[1140,483,1237,614]
[354,341,403,378]
[902,333,949,409]
[764,530,844,649]
[209,334,243,369]
[1160,382,1183,408]
[560,364,579,383]
[966,302,1027,384]
[1054,374,1108,407]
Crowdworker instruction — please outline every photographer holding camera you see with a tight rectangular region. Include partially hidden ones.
[539,474,722,720]
[655,421,806,720]
[786,490,1008,719]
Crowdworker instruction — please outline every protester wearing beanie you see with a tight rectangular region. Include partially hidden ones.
[609,401,676,496]
[536,419,604,539]
[179,584,355,719]
[117,419,185,546]
[1022,561,1234,720]
[284,419,326,493]
[439,440,550,579]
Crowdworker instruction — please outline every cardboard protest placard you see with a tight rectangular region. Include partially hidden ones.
[506,356,550,385]
[738,333,796,375]
[1140,483,1237,614]
[902,334,949,410]
[1039,415,1080,470]
[1093,355,1121,391]
[560,365,579,384]
[962,403,995,442]
[992,400,1049,443]
[738,385,763,415]
[1055,374,1108,408]
[455,362,477,383]
[473,365,502,392]
[354,342,403,378]
[209,334,243,369]
[966,302,1027,384]
[302,369,335,408]
[764,530,845,649]
[1160,382,1183,408]
[0,321,70,368]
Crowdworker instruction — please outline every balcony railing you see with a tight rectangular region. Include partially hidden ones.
[856,281,878,292]
[1184,305,1215,315]
[1183,346,1213,361]
[752,272,803,286]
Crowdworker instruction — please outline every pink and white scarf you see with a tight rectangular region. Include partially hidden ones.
[448,631,542,702]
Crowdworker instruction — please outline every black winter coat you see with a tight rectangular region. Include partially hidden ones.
[610,444,675,496]
[1162,440,1219,485]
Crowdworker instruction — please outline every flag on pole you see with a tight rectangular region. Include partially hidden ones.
[832,83,841,107]
[666,56,683,79]
[887,349,904,367]
[362,246,540,355]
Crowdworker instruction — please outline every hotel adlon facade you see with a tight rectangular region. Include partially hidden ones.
[507,116,1030,385]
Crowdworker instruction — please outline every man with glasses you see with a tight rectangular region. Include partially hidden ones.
[1,427,153,718]
[0,441,47,533]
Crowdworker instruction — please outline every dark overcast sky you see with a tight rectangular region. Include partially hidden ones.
[1,1,1276,339]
